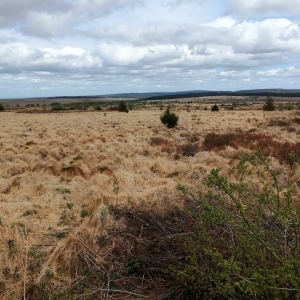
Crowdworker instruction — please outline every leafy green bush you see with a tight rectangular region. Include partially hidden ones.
[176,150,300,299]
[160,108,179,128]
[263,96,275,111]
[0,103,4,111]
[211,104,219,111]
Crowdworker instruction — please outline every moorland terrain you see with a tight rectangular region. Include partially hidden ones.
[0,98,300,299]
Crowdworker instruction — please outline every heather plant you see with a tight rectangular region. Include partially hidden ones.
[201,132,300,166]
[176,143,200,157]
[176,150,300,299]
[160,108,179,128]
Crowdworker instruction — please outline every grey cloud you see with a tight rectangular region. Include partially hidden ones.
[226,0,300,17]
[21,11,74,38]
[74,0,143,18]
[0,0,143,38]
[0,0,70,27]
[89,23,223,47]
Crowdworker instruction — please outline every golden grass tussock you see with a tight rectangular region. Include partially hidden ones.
[0,107,299,298]
[0,178,11,194]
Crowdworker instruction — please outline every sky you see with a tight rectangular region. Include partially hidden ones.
[0,0,300,98]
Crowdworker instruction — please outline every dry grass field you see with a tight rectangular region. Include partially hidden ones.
[0,104,300,299]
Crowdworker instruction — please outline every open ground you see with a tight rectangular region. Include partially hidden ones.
[0,101,300,299]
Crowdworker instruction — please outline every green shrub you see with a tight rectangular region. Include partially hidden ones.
[263,96,275,111]
[160,108,179,128]
[23,210,38,217]
[80,210,89,218]
[55,187,71,194]
[0,103,4,111]
[66,202,74,209]
[118,101,128,113]
[176,150,300,299]
[211,104,219,111]
[51,105,66,111]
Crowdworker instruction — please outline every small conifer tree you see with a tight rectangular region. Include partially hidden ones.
[263,96,275,111]
[118,101,128,113]
[160,108,179,128]
[211,104,219,111]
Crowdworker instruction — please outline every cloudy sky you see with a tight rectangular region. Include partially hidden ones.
[1,0,300,98]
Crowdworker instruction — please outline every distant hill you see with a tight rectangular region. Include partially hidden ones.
[2,89,300,102]
[143,89,300,101]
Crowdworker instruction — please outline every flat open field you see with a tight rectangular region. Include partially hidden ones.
[2,95,300,107]
[1,106,300,299]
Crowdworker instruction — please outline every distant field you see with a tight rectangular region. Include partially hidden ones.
[1,95,300,107]
[0,105,300,299]
[0,97,135,107]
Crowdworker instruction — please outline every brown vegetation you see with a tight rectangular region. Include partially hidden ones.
[0,106,300,299]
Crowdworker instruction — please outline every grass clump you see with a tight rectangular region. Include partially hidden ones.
[160,108,179,128]
[55,187,71,194]
[23,209,38,217]
[150,137,171,146]
[268,119,290,127]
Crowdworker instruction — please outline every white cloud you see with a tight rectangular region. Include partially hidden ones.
[257,69,280,76]
[42,47,86,57]
[0,0,300,97]
[230,18,300,54]
[204,16,236,28]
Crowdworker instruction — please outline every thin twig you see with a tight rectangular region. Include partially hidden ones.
[23,226,29,300]
[76,288,148,298]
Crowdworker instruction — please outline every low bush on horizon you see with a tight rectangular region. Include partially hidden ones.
[51,105,66,111]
